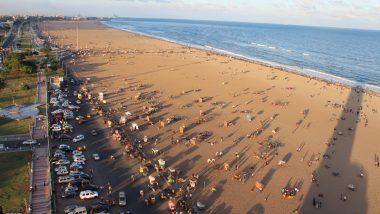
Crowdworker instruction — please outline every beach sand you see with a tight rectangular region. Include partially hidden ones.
[44,20,380,214]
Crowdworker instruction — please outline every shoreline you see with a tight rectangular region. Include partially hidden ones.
[101,20,380,95]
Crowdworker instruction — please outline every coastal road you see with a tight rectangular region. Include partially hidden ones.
[1,22,20,49]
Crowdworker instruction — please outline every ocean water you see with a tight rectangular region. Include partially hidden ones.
[103,18,380,91]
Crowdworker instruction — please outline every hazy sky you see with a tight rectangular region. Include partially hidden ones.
[1,0,380,30]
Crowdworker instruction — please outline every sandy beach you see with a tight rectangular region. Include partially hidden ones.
[44,20,380,214]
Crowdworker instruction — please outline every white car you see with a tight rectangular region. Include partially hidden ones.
[72,150,83,156]
[70,162,83,170]
[74,157,86,162]
[54,165,67,172]
[57,168,69,175]
[50,98,58,104]
[68,105,80,110]
[73,154,85,159]
[59,144,72,150]
[58,175,73,184]
[22,139,37,145]
[79,190,98,200]
[92,153,100,161]
[63,124,73,130]
[54,159,70,165]
[74,160,86,166]
[73,134,85,143]
[119,191,126,206]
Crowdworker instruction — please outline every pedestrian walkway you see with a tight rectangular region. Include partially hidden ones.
[30,145,51,214]
[33,71,47,140]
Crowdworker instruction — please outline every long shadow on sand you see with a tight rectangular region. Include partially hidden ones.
[299,88,367,214]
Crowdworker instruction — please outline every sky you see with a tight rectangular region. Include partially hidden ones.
[1,0,380,30]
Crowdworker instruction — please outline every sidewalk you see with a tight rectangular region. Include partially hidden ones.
[30,145,51,214]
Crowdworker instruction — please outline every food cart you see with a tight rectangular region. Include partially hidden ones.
[255,181,264,191]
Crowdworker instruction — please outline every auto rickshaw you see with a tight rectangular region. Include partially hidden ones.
[168,200,176,212]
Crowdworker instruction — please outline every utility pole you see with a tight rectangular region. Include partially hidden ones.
[76,21,79,51]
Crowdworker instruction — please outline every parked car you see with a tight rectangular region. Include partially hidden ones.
[119,191,126,206]
[57,168,69,175]
[69,178,90,187]
[74,157,86,162]
[58,134,72,141]
[79,190,98,200]
[54,153,67,159]
[90,202,109,213]
[62,190,77,199]
[54,165,67,172]
[81,184,98,191]
[59,144,72,152]
[73,134,85,143]
[65,185,79,192]
[64,204,80,214]
[70,206,87,214]
[58,175,73,184]
[70,162,84,170]
[72,150,83,156]
[22,139,37,145]
[92,153,100,161]
[53,159,70,165]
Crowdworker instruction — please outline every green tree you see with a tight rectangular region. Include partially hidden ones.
[39,46,52,55]
[0,77,6,90]
[56,68,64,76]
[5,53,25,73]
[20,82,30,91]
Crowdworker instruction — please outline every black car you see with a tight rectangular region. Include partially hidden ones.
[61,190,77,199]
[58,134,72,141]
[81,184,98,191]
[69,178,90,187]
[90,201,109,213]
[71,173,92,180]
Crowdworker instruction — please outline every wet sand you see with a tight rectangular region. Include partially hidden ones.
[44,20,380,214]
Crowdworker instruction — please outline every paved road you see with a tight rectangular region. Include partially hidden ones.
[2,22,20,49]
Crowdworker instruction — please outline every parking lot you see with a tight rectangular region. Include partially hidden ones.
[49,75,169,214]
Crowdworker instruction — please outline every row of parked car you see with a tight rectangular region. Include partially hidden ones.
[51,79,128,213]
[53,144,99,198]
